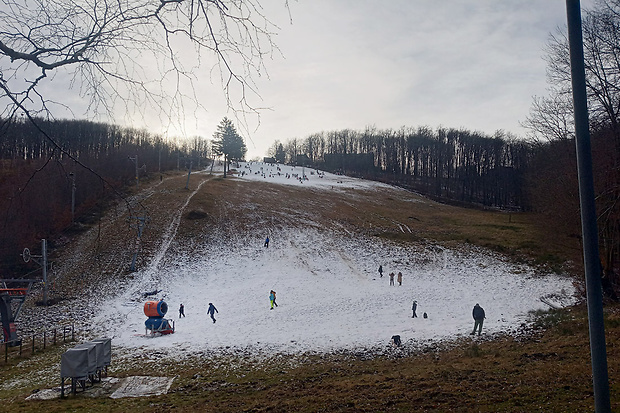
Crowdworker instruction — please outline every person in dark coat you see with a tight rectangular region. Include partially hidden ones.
[411,300,418,318]
[378,265,383,278]
[471,303,485,336]
[270,290,278,309]
[179,303,185,318]
[397,272,403,286]
[207,302,218,323]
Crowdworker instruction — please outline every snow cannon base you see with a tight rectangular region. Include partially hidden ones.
[144,317,174,335]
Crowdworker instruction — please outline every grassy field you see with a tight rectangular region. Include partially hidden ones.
[1,169,617,412]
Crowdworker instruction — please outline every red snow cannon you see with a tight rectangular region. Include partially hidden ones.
[144,300,168,317]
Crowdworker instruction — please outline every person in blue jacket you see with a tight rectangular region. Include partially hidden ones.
[264,236,270,247]
[270,290,278,309]
[207,303,218,323]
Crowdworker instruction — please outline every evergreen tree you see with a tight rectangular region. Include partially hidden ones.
[212,117,246,177]
[275,143,286,164]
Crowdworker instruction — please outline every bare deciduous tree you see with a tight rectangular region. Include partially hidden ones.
[522,91,574,143]
[523,0,620,298]
[0,0,282,124]
[534,0,620,133]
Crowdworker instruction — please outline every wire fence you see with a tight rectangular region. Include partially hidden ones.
[1,324,75,363]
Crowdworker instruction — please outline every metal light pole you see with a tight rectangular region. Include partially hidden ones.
[128,155,139,187]
[41,239,47,305]
[565,1,611,411]
[185,160,193,190]
[69,172,76,223]
[129,216,148,272]
[22,240,48,305]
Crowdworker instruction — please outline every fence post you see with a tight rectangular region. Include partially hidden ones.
[19,340,22,357]
[32,334,35,354]
[43,331,46,350]
[4,342,7,363]
[72,324,75,341]
[63,327,66,343]
[54,329,57,346]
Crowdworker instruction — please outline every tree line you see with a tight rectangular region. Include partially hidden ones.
[269,127,530,209]
[0,116,249,274]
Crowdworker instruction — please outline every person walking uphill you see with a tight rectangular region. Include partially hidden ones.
[207,302,218,323]
[378,265,383,278]
[389,272,395,286]
[264,236,270,248]
[411,300,418,318]
[179,303,185,318]
[471,303,485,336]
[397,272,403,286]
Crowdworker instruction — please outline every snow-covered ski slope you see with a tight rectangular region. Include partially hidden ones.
[91,162,575,356]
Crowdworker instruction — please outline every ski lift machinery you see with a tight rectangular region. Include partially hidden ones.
[0,247,43,345]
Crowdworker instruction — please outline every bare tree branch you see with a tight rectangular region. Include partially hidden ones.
[0,0,282,125]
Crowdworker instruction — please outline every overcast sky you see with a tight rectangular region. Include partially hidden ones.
[41,1,597,159]
[226,0,598,158]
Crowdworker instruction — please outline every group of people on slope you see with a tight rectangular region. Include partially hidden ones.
[378,265,404,286]
[409,299,486,335]
[177,302,218,323]
[176,290,278,326]
[380,265,486,335]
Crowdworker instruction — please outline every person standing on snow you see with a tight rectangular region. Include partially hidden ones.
[264,236,270,248]
[179,303,185,318]
[411,300,418,318]
[397,272,403,286]
[378,265,383,278]
[207,302,218,323]
[389,272,395,286]
[270,290,278,309]
[471,303,485,336]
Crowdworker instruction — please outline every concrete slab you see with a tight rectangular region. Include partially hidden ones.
[109,376,175,399]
